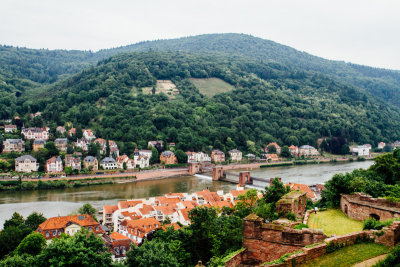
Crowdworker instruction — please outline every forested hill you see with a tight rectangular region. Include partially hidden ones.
[9,51,400,153]
[97,34,400,108]
[2,34,400,108]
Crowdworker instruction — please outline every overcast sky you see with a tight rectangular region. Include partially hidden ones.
[1,0,399,69]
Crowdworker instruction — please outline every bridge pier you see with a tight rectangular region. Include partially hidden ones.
[239,171,252,186]
[212,166,224,181]
[188,162,200,175]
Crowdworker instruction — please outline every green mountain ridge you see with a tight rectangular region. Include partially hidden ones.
[3,51,398,154]
[2,33,400,107]
[1,34,400,152]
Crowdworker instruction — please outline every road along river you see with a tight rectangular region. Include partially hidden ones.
[0,160,373,228]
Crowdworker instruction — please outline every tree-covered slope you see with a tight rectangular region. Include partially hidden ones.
[97,33,400,107]
[14,51,400,153]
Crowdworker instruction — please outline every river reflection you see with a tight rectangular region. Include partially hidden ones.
[0,160,373,228]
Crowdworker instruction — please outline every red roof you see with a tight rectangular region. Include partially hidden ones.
[196,189,223,203]
[180,201,199,209]
[139,204,155,215]
[111,231,130,240]
[289,183,316,199]
[103,205,119,214]
[161,223,181,231]
[118,200,142,209]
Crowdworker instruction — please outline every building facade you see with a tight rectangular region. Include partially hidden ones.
[15,155,39,173]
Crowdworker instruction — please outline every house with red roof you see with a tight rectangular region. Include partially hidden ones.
[36,214,103,242]
[118,217,160,244]
[102,232,133,260]
[288,183,317,201]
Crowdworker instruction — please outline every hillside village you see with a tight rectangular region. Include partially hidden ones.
[1,117,397,177]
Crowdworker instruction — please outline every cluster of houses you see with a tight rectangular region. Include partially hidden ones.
[34,179,327,261]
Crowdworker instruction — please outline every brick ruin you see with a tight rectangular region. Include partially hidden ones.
[233,214,327,265]
[341,192,400,221]
[225,214,400,267]
[276,190,307,219]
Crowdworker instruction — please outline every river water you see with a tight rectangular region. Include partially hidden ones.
[0,161,373,228]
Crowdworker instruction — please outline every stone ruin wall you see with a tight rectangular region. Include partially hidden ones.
[341,193,400,221]
[231,214,400,267]
[242,215,326,264]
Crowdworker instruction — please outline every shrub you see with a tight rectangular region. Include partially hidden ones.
[363,218,395,230]
[286,212,296,221]
[374,245,400,267]
[293,223,308,230]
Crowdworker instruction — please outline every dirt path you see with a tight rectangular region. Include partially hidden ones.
[352,254,387,267]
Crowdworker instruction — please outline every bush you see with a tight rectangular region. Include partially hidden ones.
[374,245,400,267]
[363,218,394,230]
[286,212,296,221]
[293,223,308,230]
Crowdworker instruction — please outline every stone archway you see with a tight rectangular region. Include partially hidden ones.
[370,213,380,221]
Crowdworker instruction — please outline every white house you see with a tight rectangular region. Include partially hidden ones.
[228,149,242,161]
[46,156,63,173]
[351,145,370,157]
[15,155,39,173]
[101,157,118,170]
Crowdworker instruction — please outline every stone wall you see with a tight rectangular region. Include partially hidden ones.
[242,214,326,264]
[276,190,307,219]
[224,249,246,267]
[341,193,400,221]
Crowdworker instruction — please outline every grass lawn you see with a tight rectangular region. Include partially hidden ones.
[189,78,235,97]
[299,243,390,267]
[308,209,363,236]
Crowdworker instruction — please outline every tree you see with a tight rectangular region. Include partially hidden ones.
[234,189,258,218]
[175,149,188,164]
[78,203,97,221]
[87,143,99,157]
[65,166,73,175]
[105,138,110,157]
[262,178,290,204]
[126,240,180,267]
[3,212,24,229]
[44,141,59,157]
[25,212,46,231]
[36,229,112,267]
[280,145,291,158]
[75,126,83,139]
[0,225,32,259]
[150,147,159,164]
[267,144,276,153]
[15,232,46,256]
[123,162,127,170]
[0,254,36,267]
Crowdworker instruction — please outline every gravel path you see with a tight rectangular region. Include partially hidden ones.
[352,254,387,267]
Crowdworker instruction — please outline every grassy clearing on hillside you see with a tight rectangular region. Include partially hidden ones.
[133,80,179,99]
[308,209,363,236]
[299,243,390,267]
[189,77,234,97]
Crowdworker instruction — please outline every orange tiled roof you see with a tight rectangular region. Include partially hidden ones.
[155,196,181,207]
[289,183,316,199]
[111,231,130,240]
[103,205,119,214]
[196,189,223,203]
[37,214,99,231]
[139,204,155,215]
[154,205,176,215]
[230,189,247,198]
[118,200,142,209]
[165,192,184,198]
[161,223,181,231]
[210,200,234,209]
[180,208,190,222]
[121,211,142,220]
[180,201,199,209]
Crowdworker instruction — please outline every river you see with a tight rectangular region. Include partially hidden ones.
[0,160,373,228]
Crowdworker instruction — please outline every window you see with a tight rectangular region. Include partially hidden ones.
[45,231,49,237]
[52,230,56,236]
[114,247,120,255]
[58,230,62,235]
[95,226,99,231]
[88,227,92,231]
